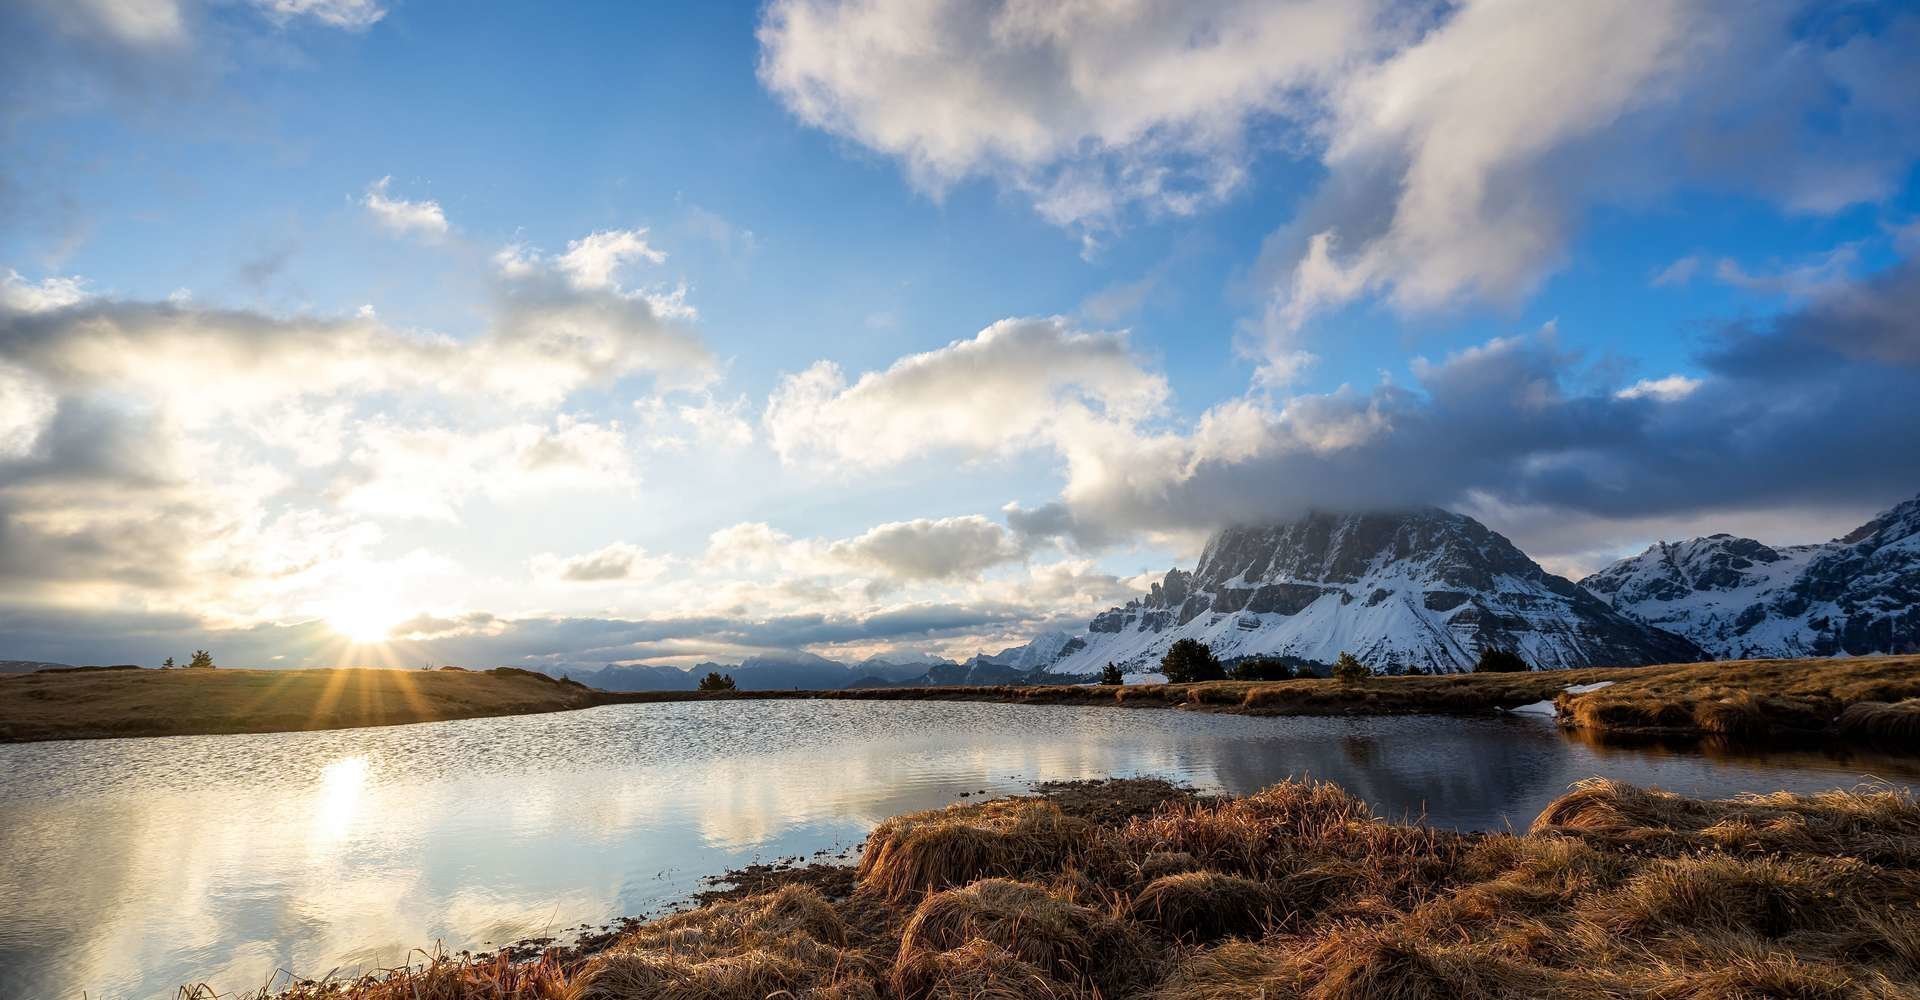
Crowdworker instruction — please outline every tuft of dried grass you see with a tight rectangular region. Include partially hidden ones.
[1293,931,1595,1000]
[1533,778,1920,867]
[250,949,584,1000]
[890,938,1084,1000]
[1146,939,1302,999]
[1838,699,1920,750]
[1127,871,1281,942]
[858,798,1093,901]
[894,878,1159,998]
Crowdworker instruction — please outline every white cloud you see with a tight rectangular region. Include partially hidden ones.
[1,270,88,312]
[336,417,636,521]
[764,316,1165,468]
[249,0,386,30]
[757,0,1379,232]
[53,0,188,47]
[1651,255,1703,288]
[1713,243,1861,300]
[555,229,666,290]
[825,515,1025,581]
[362,176,448,239]
[532,541,667,583]
[1614,374,1702,402]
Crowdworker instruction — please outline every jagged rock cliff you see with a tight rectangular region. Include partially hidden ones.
[1582,494,1920,658]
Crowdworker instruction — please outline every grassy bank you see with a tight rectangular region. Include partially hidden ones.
[0,666,610,742]
[813,654,1920,747]
[248,775,1920,999]
[10,655,1917,745]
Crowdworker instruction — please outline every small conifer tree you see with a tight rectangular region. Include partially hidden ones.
[1332,652,1369,684]
[1161,639,1225,683]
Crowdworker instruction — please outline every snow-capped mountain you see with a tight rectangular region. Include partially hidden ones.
[1581,494,1920,658]
[1035,508,1703,675]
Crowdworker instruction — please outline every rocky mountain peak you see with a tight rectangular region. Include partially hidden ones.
[1051,506,1700,675]
[1584,491,1920,658]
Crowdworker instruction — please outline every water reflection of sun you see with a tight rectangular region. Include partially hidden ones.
[314,756,370,841]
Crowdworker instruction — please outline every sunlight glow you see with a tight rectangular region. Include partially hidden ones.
[324,598,406,645]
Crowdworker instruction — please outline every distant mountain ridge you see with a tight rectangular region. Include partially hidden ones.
[1581,493,1920,658]
[552,646,1089,692]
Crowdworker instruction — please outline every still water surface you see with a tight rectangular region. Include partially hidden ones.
[3,699,1917,999]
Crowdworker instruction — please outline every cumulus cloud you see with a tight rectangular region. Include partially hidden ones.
[825,516,1025,581]
[554,229,666,290]
[335,417,636,521]
[763,316,1165,468]
[759,0,1920,367]
[765,256,1920,556]
[532,542,666,583]
[1057,261,1920,538]
[757,0,1380,232]
[362,176,449,239]
[0,236,710,617]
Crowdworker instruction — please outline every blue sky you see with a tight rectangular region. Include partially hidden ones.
[3,0,1919,670]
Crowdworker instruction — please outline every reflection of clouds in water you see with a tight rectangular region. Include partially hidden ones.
[4,702,1918,999]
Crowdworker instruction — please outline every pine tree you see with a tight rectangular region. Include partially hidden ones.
[1161,639,1225,683]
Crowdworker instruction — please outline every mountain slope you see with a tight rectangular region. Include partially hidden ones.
[1041,508,1702,675]
[1582,494,1920,658]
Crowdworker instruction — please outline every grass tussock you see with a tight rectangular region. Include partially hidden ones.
[259,776,1920,1000]
[1838,699,1920,750]
[857,797,1093,901]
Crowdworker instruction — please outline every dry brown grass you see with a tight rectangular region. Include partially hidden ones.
[1554,656,1920,743]
[0,666,608,742]
[1126,871,1278,943]
[256,776,1920,1000]
[857,797,1094,902]
[1839,699,1920,750]
[894,878,1158,998]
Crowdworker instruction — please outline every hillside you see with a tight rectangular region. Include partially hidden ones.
[0,667,610,743]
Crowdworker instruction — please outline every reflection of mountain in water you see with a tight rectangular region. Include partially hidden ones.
[1194,716,1581,829]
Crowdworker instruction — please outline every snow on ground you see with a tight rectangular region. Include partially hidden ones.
[1506,679,1614,717]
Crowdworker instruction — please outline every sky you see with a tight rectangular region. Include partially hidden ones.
[3,0,1920,671]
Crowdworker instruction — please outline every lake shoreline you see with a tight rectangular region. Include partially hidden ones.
[6,655,1916,747]
[254,774,1920,999]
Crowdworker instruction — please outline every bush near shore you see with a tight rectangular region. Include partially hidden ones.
[249,775,1920,999]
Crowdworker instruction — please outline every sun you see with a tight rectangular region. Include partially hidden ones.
[324,599,405,645]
